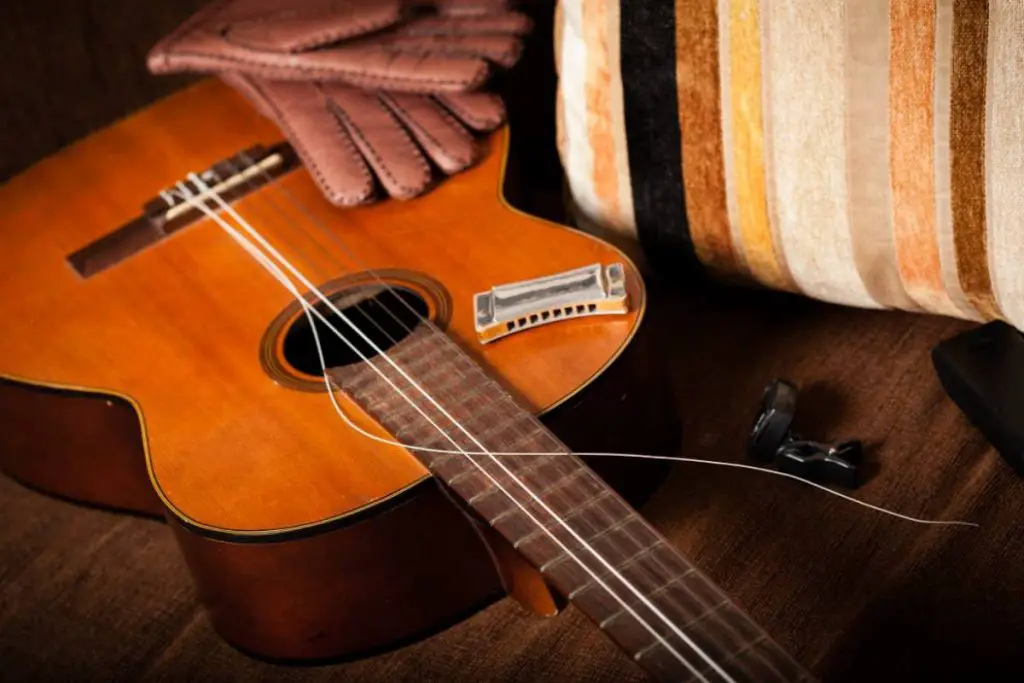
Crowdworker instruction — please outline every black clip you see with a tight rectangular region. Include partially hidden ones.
[749,379,862,489]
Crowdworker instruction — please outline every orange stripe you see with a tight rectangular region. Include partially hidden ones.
[889,0,955,314]
[675,0,737,275]
[728,0,793,291]
[950,0,999,318]
[582,0,620,225]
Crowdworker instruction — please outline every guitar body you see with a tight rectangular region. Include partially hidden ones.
[0,79,676,661]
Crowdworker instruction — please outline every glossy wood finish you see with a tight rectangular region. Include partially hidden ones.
[0,307,676,661]
[0,78,644,538]
[0,381,161,516]
[0,77,678,661]
[328,324,810,681]
[169,480,505,662]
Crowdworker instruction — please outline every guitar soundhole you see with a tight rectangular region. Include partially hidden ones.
[281,286,429,376]
[260,270,451,392]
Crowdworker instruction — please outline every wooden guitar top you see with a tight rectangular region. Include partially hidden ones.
[0,78,645,536]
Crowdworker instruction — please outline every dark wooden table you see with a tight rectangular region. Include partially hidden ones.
[2,2,1023,681]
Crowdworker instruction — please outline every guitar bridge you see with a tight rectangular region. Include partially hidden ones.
[474,263,629,344]
[66,143,299,278]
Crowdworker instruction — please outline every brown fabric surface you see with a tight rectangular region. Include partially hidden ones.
[3,2,1024,682]
[4,285,1024,682]
[950,0,999,319]
[889,0,943,312]
[674,0,736,276]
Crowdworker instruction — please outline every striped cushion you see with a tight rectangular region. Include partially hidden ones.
[555,0,1024,329]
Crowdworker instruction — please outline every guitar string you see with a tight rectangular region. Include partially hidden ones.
[198,154,975,681]
[202,162,795,681]
[192,145,974,683]
[204,162,794,681]
[173,178,729,683]
[173,181,721,683]
[221,153,477,365]
[206,153,974,679]
[220,175,404,348]
[216,156,977,530]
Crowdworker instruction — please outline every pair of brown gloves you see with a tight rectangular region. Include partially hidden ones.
[147,0,533,206]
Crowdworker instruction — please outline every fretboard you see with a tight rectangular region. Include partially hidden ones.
[328,325,813,683]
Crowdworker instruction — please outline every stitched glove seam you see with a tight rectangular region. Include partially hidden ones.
[437,94,501,130]
[164,50,486,89]
[261,81,375,205]
[329,99,432,195]
[226,15,399,53]
[382,94,473,168]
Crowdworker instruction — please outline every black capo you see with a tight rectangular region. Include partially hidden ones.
[749,379,863,489]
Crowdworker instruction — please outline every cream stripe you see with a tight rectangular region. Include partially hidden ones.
[934,0,981,321]
[554,1,567,172]
[559,0,603,225]
[606,0,637,239]
[844,0,915,310]
[987,2,1024,328]
[764,0,875,308]
[719,0,746,274]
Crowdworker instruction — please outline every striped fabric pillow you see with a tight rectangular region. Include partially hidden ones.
[554,0,1023,329]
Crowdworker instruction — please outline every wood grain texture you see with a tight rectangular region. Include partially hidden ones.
[0,381,161,515]
[0,74,684,664]
[2,2,1024,680]
[0,78,644,537]
[0,290,676,662]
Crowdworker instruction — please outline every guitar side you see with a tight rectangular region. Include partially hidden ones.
[0,79,677,660]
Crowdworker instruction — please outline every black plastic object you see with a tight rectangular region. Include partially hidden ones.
[932,320,1024,476]
[749,379,862,489]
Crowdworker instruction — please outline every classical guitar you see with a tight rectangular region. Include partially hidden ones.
[0,78,813,682]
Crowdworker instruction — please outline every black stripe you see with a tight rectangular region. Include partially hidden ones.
[619,0,701,277]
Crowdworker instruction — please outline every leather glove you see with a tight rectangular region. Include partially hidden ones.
[148,0,532,205]
[147,0,532,93]
[218,70,508,204]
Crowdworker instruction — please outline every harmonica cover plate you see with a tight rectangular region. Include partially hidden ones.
[474,263,629,343]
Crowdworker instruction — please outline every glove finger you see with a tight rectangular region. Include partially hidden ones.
[434,92,506,132]
[325,84,434,200]
[219,71,278,121]
[431,0,514,17]
[224,0,402,53]
[395,13,533,37]
[252,79,378,206]
[379,92,479,175]
[151,33,490,94]
[375,34,523,68]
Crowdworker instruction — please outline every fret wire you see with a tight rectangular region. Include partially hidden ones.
[606,532,780,677]
[524,468,787,679]
[390,402,779,677]
[334,330,791,679]
[597,523,786,680]
[644,551,772,661]
[222,152,802,680]
[415,425,788,677]
[431,398,780,674]
[544,461,786,673]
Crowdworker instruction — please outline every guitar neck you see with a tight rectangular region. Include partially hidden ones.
[328,325,812,682]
